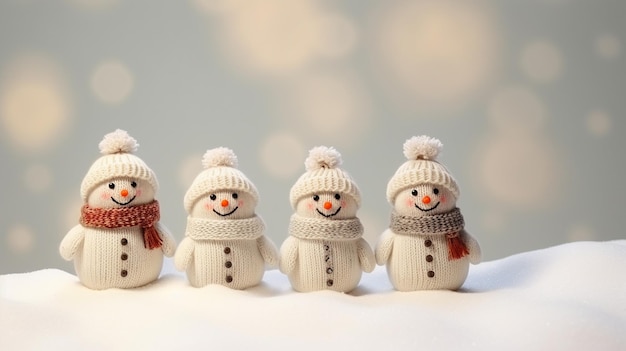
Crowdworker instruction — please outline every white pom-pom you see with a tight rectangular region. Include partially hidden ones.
[202,147,238,169]
[305,146,342,171]
[98,129,138,155]
[403,135,443,160]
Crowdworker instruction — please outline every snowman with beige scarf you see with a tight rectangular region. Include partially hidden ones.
[376,135,481,291]
[175,147,278,289]
[280,146,375,293]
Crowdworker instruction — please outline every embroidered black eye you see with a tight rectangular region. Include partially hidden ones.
[433,188,439,195]
[108,183,115,190]
[411,189,418,196]
[232,193,238,199]
[334,194,341,200]
[313,195,320,201]
[131,181,137,188]
[210,194,216,201]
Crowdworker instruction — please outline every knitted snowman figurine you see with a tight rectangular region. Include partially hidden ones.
[59,129,176,290]
[280,146,375,293]
[175,147,278,289]
[375,135,481,291]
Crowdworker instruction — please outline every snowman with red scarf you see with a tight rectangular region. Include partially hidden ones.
[60,129,176,289]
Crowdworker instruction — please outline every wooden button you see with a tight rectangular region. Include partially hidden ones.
[224,247,231,254]
[121,270,128,277]
[121,238,128,245]
[326,279,333,287]
[426,255,433,262]
[121,253,128,261]
[326,267,333,274]
[424,239,432,247]
[427,271,435,278]
[225,261,232,268]
[225,275,233,283]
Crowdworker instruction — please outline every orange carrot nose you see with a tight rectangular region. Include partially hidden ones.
[120,189,129,197]
[422,196,431,204]
[221,199,229,207]
[323,201,332,210]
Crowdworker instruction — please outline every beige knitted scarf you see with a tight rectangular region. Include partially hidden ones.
[185,215,265,241]
[80,200,162,249]
[288,214,363,241]
[390,207,469,260]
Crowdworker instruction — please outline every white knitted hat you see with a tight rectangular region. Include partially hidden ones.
[386,135,459,204]
[184,147,259,213]
[80,129,158,201]
[290,146,361,209]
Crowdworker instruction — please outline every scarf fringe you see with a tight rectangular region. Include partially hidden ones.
[446,233,469,260]
[143,226,163,250]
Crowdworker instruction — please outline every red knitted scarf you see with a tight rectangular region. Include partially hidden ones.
[80,200,163,250]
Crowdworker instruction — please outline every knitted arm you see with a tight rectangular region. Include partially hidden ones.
[155,221,177,257]
[279,236,299,275]
[375,229,395,265]
[357,238,375,273]
[174,237,195,271]
[257,236,279,268]
[59,225,86,261]
[461,229,482,264]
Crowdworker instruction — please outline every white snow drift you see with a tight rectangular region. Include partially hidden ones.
[1,240,625,350]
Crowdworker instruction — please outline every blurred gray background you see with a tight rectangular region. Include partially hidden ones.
[1,0,624,274]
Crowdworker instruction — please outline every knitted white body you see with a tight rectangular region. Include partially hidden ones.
[377,135,482,291]
[59,130,177,289]
[177,237,268,289]
[61,224,173,290]
[280,236,370,293]
[284,146,374,293]
[377,229,478,291]
[178,149,279,290]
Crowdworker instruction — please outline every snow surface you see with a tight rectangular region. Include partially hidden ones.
[1,240,626,351]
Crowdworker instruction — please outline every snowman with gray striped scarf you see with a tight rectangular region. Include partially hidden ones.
[376,135,481,291]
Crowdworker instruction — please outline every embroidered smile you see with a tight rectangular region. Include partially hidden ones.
[415,202,440,212]
[316,207,341,218]
[111,196,136,206]
[213,207,239,217]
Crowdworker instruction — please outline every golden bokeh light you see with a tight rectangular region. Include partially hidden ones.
[90,60,134,105]
[215,0,356,75]
[375,0,499,107]
[488,86,546,135]
[0,55,72,154]
[595,34,622,60]
[259,131,306,179]
[476,134,561,209]
[520,40,564,83]
[586,110,612,137]
[280,72,372,149]
[6,224,35,254]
